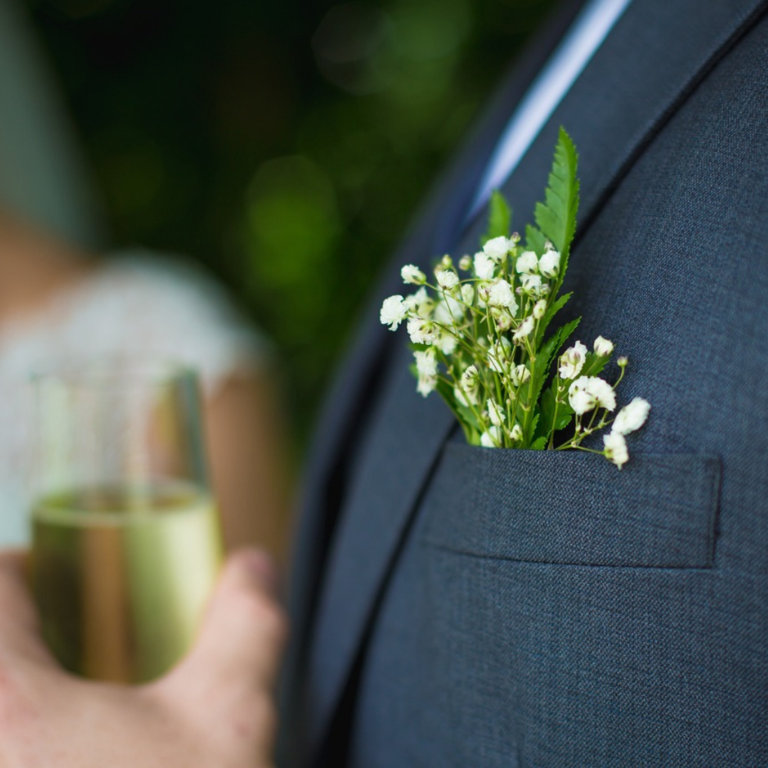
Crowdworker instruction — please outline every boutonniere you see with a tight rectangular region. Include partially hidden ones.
[380,129,649,468]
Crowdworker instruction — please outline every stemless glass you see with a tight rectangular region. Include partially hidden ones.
[29,358,223,683]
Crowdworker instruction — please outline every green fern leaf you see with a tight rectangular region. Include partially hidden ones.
[534,128,579,271]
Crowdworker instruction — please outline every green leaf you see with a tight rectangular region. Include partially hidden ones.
[536,291,572,345]
[530,436,548,451]
[525,224,547,256]
[533,128,580,270]
[483,191,512,243]
[581,351,609,378]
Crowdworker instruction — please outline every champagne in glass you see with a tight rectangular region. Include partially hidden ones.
[29,359,223,683]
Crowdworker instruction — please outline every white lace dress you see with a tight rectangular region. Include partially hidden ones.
[0,251,266,546]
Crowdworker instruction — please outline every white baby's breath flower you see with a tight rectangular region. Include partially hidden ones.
[487,399,506,427]
[487,279,518,311]
[532,299,547,319]
[435,268,459,290]
[519,273,543,294]
[433,294,464,326]
[401,264,426,285]
[436,331,457,355]
[480,426,501,447]
[461,364,479,388]
[515,250,539,274]
[513,316,535,342]
[559,341,587,379]
[403,287,432,318]
[488,340,511,374]
[569,387,597,415]
[585,377,616,411]
[380,295,407,330]
[483,236,511,261]
[461,283,474,305]
[612,397,650,435]
[454,384,478,407]
[594,335,614,356]
[511,364,531,386]
[414,349,437,377]
[603,431,629,468]
[539,249,560,278]
[417,374,436,397]
[407,316,435,345]
[509,422,523,442]
[458,255,472,271]
[474,251,496,280]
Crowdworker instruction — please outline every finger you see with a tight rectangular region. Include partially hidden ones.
[0,549,56,666]
[162,548,288,697]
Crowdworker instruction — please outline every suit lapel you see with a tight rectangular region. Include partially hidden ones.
[305,0,768,756]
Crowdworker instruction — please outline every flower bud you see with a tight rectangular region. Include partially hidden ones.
[401,264,426,285]
[593,335,614,356]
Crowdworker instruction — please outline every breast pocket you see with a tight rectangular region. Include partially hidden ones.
[422,442,721,568]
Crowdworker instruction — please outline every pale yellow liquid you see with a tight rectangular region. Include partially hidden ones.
[31,483,222,683]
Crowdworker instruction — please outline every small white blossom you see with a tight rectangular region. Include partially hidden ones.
[612,397,650,435]
[454,365,481,406]
[474,251,496,280]
[594,335,614,356]
[433,294,464,326]
[513,316,535,342]
[403,287,432,318]
[603,431,629,468]
[461,283,474,305]
[487,399,506,426]
[461,365,479,388]
[515,250,539,274]
[488,340,511,374]
[511,364,531,386]
[585,377,616,411]
[480,425,501,447]
[569,387,597,415]
[509,423,523,442]
[494,311,513,332]
[417,374,436,397]
[458,255,472,271]
[407,316,435,345]
[532,299,547,319]
[539,249,560,278]
[435,268,459,290]
[380,295,407,330]
[559,341,587,379]
[436,331,457,355]
[487,279,518,311]
[414,349,437,377]
[401,264,426,285]
[483,236,511,261]
[519,273,543,294]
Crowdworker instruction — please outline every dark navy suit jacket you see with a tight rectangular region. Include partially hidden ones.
[281,0,768,764]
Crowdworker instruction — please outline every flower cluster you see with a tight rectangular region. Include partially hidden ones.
[378,129,650,467]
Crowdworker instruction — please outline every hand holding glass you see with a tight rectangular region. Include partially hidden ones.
[30,360,222,683]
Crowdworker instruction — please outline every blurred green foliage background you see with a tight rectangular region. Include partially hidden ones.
[26,0,556,448]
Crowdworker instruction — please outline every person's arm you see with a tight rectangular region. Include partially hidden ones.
[0,548,286,767]
[205,369,294,567]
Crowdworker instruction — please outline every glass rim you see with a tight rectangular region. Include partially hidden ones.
[29,355,199,389]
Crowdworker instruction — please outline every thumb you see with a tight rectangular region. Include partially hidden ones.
[158,548,288,702]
